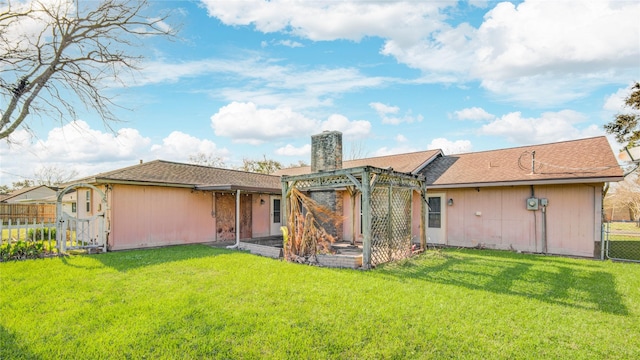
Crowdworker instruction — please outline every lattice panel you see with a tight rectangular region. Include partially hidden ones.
[370,185,412,266]
[373,174,422,189]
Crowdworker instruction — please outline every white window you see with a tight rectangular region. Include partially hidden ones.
[85,190,91,212]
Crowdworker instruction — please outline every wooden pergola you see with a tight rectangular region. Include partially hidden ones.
[282,166,426,269]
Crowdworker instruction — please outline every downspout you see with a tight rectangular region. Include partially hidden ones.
[226,190,241,249]
[541,204,547,254]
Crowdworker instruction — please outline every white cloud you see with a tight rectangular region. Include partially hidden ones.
[604,84,639,113]
[135,58,388,111]
[0,121,229,186]
[0,121,151,184]
[395,134,408,143]
[275,144,311,156]
[277,40,303,48]
[321,114,371,140]
[200,0,452,44]
[150,131,229,161]
[370,102,423,125]
[479,110,603,145]
[372,145,420,157]
[29,121,150,162]
[211,102,372,144]
[211,102,317,144]
[201,0,639,105]
[427,138,473,155]
[453,107,495,121]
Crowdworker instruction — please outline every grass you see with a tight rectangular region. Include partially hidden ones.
[608,222,640,232]
[1,245,639,359]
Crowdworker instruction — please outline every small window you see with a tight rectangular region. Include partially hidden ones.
[85,190,91,212]
[71,202,77,213]
[428,197,441,228]
[273,199,281,223]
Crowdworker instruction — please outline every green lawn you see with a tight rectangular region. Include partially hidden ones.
[1,245,639,359]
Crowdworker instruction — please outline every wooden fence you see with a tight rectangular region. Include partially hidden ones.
[0,203,56,224]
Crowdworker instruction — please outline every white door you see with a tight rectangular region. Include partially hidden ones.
[270,196,282,236]
[426,193,446,244]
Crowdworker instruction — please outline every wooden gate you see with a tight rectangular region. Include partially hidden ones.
[56,184,107,253]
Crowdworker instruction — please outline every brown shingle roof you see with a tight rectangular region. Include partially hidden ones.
[274,149,442,176]
[422,136,623,187]
[77,160,281,192]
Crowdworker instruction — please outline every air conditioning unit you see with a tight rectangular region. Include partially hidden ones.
[526,197,539,210]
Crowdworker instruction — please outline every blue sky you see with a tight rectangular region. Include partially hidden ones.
[1,0,639,186]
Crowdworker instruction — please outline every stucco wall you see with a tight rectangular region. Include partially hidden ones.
[434,184,603,258]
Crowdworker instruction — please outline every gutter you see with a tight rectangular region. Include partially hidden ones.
[426,176,625,189]
[195,184,281,194]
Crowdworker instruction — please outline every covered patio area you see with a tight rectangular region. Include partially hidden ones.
[282,165,426,269]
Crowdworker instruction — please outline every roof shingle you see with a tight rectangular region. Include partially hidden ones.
[275,149,442,176]
[77,160,281,191]
[421,136,623,187]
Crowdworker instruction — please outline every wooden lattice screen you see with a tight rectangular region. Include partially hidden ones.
[370,179,413,266]
[282,166,425,268]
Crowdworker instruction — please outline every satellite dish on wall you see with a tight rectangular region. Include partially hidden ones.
[618,146,640,163]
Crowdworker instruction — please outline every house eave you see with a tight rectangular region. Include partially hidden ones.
[426,176,624,189]
[195,184,281,194]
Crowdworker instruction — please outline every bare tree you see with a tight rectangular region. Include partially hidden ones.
[0,0,176,140]
[239,155,282,174]
[11,179,33,189]
[33,165,79,186]
[605,174,640,226]
[345,140,369,160]
[188,153,226,168]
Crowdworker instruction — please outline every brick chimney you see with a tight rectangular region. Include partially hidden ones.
[311,130,342,173]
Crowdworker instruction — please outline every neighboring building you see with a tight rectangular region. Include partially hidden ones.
[0,185,59,223]
[277,135,624,258]
[1,185,57,203]
[68,160,282,251]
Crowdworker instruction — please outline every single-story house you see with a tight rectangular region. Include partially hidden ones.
[0,185,70,223]
[1,185,58,203]
[67,160,282,251]
[276,134,623,258]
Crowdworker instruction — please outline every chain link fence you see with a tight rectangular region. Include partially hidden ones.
[603,221,640,262]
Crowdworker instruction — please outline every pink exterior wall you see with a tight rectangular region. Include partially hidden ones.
[251,194,271,238]
[411,190,421,243]
[341,192,359,242]
[108,187,276,250]
[336,183,602,258]
[109,185,217,250]
[434,184,603,258]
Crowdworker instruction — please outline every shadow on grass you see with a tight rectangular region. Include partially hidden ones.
[62,244,233,272]
[0,325,40,360]
[379,249,629,315]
